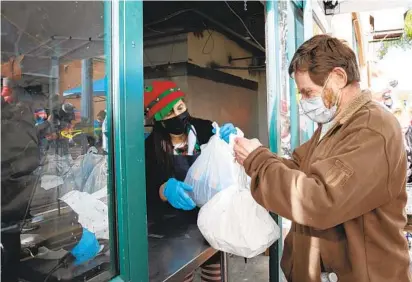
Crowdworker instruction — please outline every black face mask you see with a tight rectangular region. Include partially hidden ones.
[159,111,190,135]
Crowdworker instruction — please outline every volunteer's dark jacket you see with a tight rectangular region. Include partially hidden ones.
[145,117,213,218]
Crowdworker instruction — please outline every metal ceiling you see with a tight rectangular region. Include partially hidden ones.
[1,1,105,86]
[142,1,265,54]
[1,1,266,87]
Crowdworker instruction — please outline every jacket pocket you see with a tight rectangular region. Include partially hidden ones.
[319,233,352,276]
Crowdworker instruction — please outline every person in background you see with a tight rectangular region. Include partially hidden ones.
[1,81,40,282]
[389,95,412,184]
[94,110,106,148]
[1,83,101,281]
[101,110,108,153]
[34,108,53,156]
[144,80,235,282]
[233,35,410,282]
[405,124,412,184]
[34,108,47,126]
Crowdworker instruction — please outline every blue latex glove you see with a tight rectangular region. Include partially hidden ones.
[71,228,100,266]
[164,178,196,210]
[213,123,237,144]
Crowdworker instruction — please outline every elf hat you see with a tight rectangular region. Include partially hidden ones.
[144,80,185,121]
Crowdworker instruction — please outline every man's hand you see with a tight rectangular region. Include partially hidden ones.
[234,137,263,165]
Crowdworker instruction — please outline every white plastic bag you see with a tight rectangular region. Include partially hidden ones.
[198,185,280,258]
[184,123,244,206]
[60,190,109,240]
[194,123,280,258]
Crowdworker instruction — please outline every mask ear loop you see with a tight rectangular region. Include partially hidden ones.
[335,87,344,109]
[320,74,331,106]
[321,73,344,110]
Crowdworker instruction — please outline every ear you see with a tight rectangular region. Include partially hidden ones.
[331,67,348,89]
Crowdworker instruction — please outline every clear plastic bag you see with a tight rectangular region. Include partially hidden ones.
[41,154,73,177]
[83,156,108,194]
[184,123,244,207]
[43,147,107,195]
[72,147,105,192]
[40,154,74,192]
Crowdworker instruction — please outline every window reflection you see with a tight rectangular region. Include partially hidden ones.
[1,1,113,281]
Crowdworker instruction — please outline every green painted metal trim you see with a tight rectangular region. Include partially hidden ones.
[267,1,281,154]
[287,1,300,151]
[112,0,130,278]
[303,0,315,140]
[293,9,311,144]
[292,0,304,9]
[265,1,282,281]
[104,1,119,277]
[110,276,125,282]
[111,0,148,281]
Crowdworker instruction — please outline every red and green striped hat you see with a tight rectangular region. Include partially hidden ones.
[144,80,185,121]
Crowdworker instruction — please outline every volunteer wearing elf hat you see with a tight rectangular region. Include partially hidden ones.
[144,80,236,282]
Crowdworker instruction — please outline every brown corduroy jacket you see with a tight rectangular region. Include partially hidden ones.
[244,91,411,282]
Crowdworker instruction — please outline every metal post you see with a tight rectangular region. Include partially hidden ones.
[57,186,61,216]
[111,0,149,280]
[303,0,315,138]
[287,1,300,151]
[265,1,282,282]
[303,0,314,40]
[258,74,269,146]
[81,58,94,123]
[48,56,59,156]
[48,56,59,112]
[48,56,63,214]
[220,252,229,282]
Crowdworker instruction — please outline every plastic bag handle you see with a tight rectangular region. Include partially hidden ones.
[212,122,220,135]
[212,122,244,140]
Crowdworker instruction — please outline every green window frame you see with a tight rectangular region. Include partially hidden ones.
[265,1,283,282]
[106,0,148,281]
[292,0,305,10]
[106,1,311,281]
[266,1,308,281]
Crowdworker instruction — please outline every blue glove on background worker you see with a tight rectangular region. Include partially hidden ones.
[70,228,100,265]
[164,178,196,210]
[213,123,237,143]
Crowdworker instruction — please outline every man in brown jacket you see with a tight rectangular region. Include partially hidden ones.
[233,35,411,282]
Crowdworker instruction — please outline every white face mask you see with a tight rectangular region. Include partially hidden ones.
[299,75,341,124]
[300,96,337,124]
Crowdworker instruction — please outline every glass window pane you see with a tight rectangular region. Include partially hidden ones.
[1,1,115,281]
